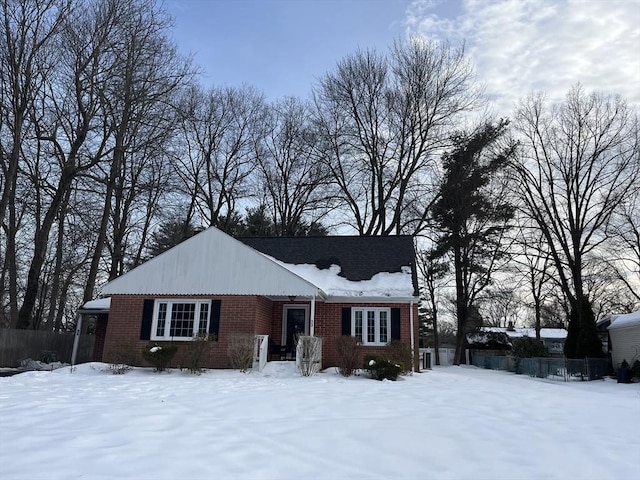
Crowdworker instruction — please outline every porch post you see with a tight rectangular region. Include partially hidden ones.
[71,313,83,368]
[410,301,415,372]
[310,294,316,336]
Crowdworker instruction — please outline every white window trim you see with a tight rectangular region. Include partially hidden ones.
[151,299,211,341]
[352,307,391,346]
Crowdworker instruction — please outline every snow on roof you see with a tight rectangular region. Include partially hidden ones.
[80,297,111,311]
[264,255,416,298]
[481,327,567,339]
[608,310,640,330]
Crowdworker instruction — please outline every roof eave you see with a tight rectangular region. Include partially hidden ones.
[324,295,419,304]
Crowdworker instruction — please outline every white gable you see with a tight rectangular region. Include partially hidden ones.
[100,227,322,297]
[609,310,640,330]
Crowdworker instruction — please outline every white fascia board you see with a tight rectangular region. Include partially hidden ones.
[100,227,323,297]
[324,296,419,304]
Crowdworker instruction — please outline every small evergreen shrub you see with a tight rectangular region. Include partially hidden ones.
[142,343,178,372]
[334,336,360,377]
[364,354,402,381]
[631,360,640,379]
[227,333,254,372]
[386,339,413,374]
[512,336,549,358]
[181,333,211,374]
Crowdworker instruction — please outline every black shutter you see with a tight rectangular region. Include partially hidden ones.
[391,308,401,340]
[140,299,154,340]
[209,299,221,340]
[341,307,352,335]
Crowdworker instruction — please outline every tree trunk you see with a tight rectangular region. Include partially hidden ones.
[17,164,76,329]
[44,191,70,331]
[453,245,467,365]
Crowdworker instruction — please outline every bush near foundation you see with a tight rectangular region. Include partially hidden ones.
[142,343,178,372]
[386,339,413,374]
[107,340,137,374]
[181,333,211,374]
[364,354,402,381]
[334,335,360,377]
[227,333,254,372]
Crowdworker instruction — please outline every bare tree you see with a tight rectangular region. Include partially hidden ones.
[508,225,555,340]
[83,0,191,301]
[314,38,481,235]
[0,0,71,230]
[513,85,639,357]
[416,248,448,364]
[16,0,120,328]
[0,0,72,327]
[480,285,522,329]
[254,96,334,235]
[606,192,640,305]
[175,84,265,230]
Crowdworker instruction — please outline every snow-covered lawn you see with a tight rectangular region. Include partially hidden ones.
[1,363,638,480]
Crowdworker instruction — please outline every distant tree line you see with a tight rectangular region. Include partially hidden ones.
[1,1,638,367]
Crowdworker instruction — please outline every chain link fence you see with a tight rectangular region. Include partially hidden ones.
[471,354,609,381]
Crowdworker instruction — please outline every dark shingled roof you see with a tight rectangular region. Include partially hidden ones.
[239,235,419,296]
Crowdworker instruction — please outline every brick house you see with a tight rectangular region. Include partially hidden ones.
[80,227,420,370]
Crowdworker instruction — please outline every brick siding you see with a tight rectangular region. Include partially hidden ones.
[103,295,419,371]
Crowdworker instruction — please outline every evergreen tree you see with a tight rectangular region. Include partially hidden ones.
[146,218,201,259]
[430,120,517,364]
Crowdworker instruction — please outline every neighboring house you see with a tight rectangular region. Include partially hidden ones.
[468,326,568,356]
[80,227,420,370]
[608,311,640,369]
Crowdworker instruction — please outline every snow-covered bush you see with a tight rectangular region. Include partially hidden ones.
[181,333,210,374]
[334,335,360,377]
[142,343,178,372]
[363,354,402,381]
[227,333,254,372]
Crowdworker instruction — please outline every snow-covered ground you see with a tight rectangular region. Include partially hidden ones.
[1,363,638,480]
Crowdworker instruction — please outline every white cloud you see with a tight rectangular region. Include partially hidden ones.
[407,0,640,116]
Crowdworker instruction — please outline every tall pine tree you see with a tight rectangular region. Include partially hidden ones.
[430,120,517,364]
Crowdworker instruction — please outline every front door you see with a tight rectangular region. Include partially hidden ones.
[283,306,309,358]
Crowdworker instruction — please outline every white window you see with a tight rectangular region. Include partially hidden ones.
[352,308,390,346]
[151,300,211,341]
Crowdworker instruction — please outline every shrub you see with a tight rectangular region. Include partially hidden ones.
[227,333,254,372]
[107,340,137,374]
[142,343,178,372]
[631,360,640,378]
[181,333,211,374]
[512,336,549,358]
[334,336,360,377]
[296,335,322,377]
[386,339,413,374]
[364,354,402,381]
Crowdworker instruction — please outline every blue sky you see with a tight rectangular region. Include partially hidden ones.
[167,0,640,114]
[166,0,420,99]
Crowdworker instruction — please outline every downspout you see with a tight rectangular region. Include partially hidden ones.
[410,300,415,372]
[71,313,83,369]
[310,293,316,336]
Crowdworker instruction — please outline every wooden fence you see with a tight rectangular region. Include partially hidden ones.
[0,329,95,367]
